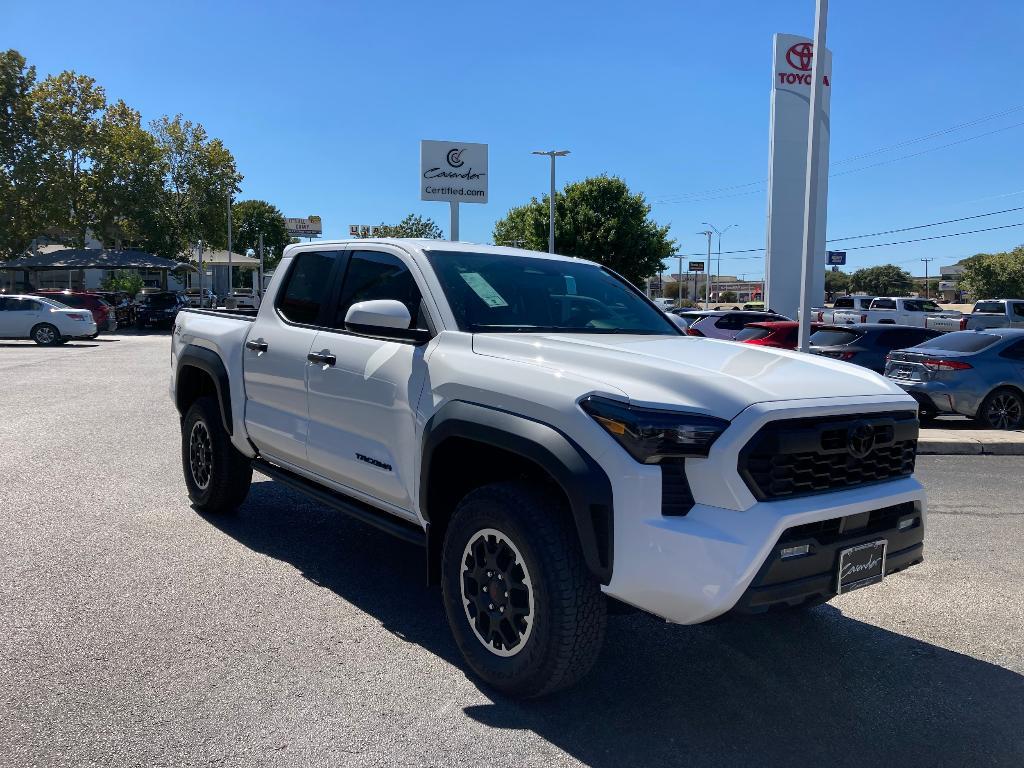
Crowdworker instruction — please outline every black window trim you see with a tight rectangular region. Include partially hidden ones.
[319,246,436,346]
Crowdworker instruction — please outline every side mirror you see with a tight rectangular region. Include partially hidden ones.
[344,299,431,343]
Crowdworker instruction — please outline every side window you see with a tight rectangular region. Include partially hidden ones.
[276,251,338,326]
[1013,303,1024,319]
[874,298,896,310]
[333,250,426,330]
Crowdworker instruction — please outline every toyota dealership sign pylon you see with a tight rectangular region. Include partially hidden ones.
[764,33,832,319]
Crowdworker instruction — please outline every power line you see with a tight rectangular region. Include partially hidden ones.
[829,205,1024,241]
[654,103,1024,205]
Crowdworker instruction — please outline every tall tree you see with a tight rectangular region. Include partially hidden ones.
[31,70,106,246]
[358,213,444,239]
[493,175,674,286]
[824,269,851,299]
[0,50,41,258]
[232,199,292,268]
[91,100,166,248]
[959,247,1024,299]
[849,264,914,296]
[150,114,241,258]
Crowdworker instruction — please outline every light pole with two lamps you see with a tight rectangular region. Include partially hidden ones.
[702,222,738,306]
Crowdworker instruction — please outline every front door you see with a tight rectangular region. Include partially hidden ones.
[243,249,342,468]
[305,248,432,516]
[0,297,44,337]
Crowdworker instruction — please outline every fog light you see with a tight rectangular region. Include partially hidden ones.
[898,517,918,531]
[780,544,810,559]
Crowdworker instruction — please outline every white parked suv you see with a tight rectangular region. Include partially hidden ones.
[0,294,98,344]
[170,241,927,697]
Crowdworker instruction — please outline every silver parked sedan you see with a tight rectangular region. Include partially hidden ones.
[885,328,1024,429]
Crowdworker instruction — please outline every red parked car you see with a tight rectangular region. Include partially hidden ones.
[34,290,116,335]
[734,321,820,350]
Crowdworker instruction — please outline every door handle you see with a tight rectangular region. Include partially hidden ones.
[245,339,268,353]
[307,351,336,367]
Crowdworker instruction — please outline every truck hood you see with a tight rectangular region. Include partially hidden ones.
[472,333,909,419]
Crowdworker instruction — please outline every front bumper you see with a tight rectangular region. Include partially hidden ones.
[600,394,927,624]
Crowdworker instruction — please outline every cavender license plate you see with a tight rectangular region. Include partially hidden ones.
[837,540,887,594]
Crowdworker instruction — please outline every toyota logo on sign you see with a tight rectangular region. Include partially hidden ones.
[786,42,814,71]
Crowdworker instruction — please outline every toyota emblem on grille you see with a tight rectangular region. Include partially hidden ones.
[847,423,876,459]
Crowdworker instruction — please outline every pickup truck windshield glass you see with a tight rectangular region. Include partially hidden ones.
[426,251,677,334]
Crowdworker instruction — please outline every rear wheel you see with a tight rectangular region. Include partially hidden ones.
[441,482,606,698]
[31,323,60,346]
[977,388,1024,430]
[181,396,252,513]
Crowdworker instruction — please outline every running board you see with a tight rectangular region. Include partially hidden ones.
[252,459,425,547]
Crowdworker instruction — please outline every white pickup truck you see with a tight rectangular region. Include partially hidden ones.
[924,299,1024,333]
[170,240,926,697]
[814,295,875,324]
[833,296,961,328]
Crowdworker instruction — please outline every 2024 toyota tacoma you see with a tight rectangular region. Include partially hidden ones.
[171,240,926,697]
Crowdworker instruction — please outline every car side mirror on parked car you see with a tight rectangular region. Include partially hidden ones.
[344,299,431,343]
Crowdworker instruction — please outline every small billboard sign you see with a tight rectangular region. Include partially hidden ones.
[420,140,488,204]
[826,250,846,265]
[688,261,705,272]
[286,216,322,237]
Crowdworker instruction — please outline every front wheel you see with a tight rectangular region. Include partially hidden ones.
[977,388,1024,430]
[181,396,252,513]
[441,482,606,698]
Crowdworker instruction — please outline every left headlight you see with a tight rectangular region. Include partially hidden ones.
[580,396,729,464]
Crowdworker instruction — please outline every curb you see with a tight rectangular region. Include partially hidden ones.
[917,437,1024,456]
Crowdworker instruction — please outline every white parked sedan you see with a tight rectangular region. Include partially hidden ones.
[0,295,98,345]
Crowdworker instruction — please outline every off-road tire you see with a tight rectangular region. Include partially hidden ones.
[31,323,61,346]
[181,396,252,513]
[441,482,606,698]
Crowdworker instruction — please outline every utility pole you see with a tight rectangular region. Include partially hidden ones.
[702,222,738,309]
[698,230,713,309]
[532,150,570,253]
[258,232,265,298]
[226,197,233,299]
[797,0,829,353]
[677,253,684,305]
[921,257,933,299]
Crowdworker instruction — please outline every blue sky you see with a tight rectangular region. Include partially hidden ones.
[5,0,1024,278]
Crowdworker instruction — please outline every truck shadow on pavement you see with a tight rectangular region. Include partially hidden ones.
[211,479,1024,768]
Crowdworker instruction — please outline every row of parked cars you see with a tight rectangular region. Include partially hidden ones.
[665,304,1024,430]
[0,287,261,346]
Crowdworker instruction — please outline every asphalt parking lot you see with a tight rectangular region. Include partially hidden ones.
[1,334,1022,767]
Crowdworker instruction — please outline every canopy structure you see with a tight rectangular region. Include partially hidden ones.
[3,247,192,272]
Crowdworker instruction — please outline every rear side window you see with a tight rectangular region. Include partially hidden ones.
[734,327,770,341]
[872,298,896,310]
[810,328,862,346]
[1013,303,1024,319]
[974,301,1004,314]
[832,297,853,309]
[334,250,426,330]
[277,251,338,325]
[904,299,942,312]
[914,332,1000,353]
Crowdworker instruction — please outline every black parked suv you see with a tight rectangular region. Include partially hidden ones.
[809,324,942,373]
[135,291,186,329]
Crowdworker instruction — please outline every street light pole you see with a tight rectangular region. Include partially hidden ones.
[677,253,684,305]
[226,196,233,299]
[797,0,829,353]
[532,150,570,253]
[703,222,738,307]
[921,258,933,299]
[698,230,713,309]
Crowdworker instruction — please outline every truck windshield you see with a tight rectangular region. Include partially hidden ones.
[425,251,679,335]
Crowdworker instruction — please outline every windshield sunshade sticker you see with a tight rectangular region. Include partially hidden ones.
[460,272,509,308]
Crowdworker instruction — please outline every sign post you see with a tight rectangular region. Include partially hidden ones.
[420,140,488,241]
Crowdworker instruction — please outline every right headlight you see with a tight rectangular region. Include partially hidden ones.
[580,396,729,464]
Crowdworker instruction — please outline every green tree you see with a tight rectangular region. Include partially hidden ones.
[150,115,241,258]
[824,269,851,299]
[361,213,444,239]
[99,269,144,295]
[493,175,675,286]
[959,247,1024,299]
[232,199,292,269]
[849,264,914,296]
[31,70,106,246]
[0,50,41,258]
[91,100,166,248]
[719,290,738,303]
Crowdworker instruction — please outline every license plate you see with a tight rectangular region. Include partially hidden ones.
[837,540,887,594]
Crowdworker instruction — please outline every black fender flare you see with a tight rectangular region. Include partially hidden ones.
[176,344,233,436]
[421,400,614,584]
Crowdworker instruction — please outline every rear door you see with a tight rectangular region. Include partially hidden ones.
[305,247,433,516]
[242,249,344,468]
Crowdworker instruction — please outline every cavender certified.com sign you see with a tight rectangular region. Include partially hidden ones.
[420,140,488,204]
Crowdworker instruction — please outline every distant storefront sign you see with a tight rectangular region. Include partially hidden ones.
[286,216,322,237]
[688,261,705,272]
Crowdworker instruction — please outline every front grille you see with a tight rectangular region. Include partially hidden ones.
[739,411,918,501]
